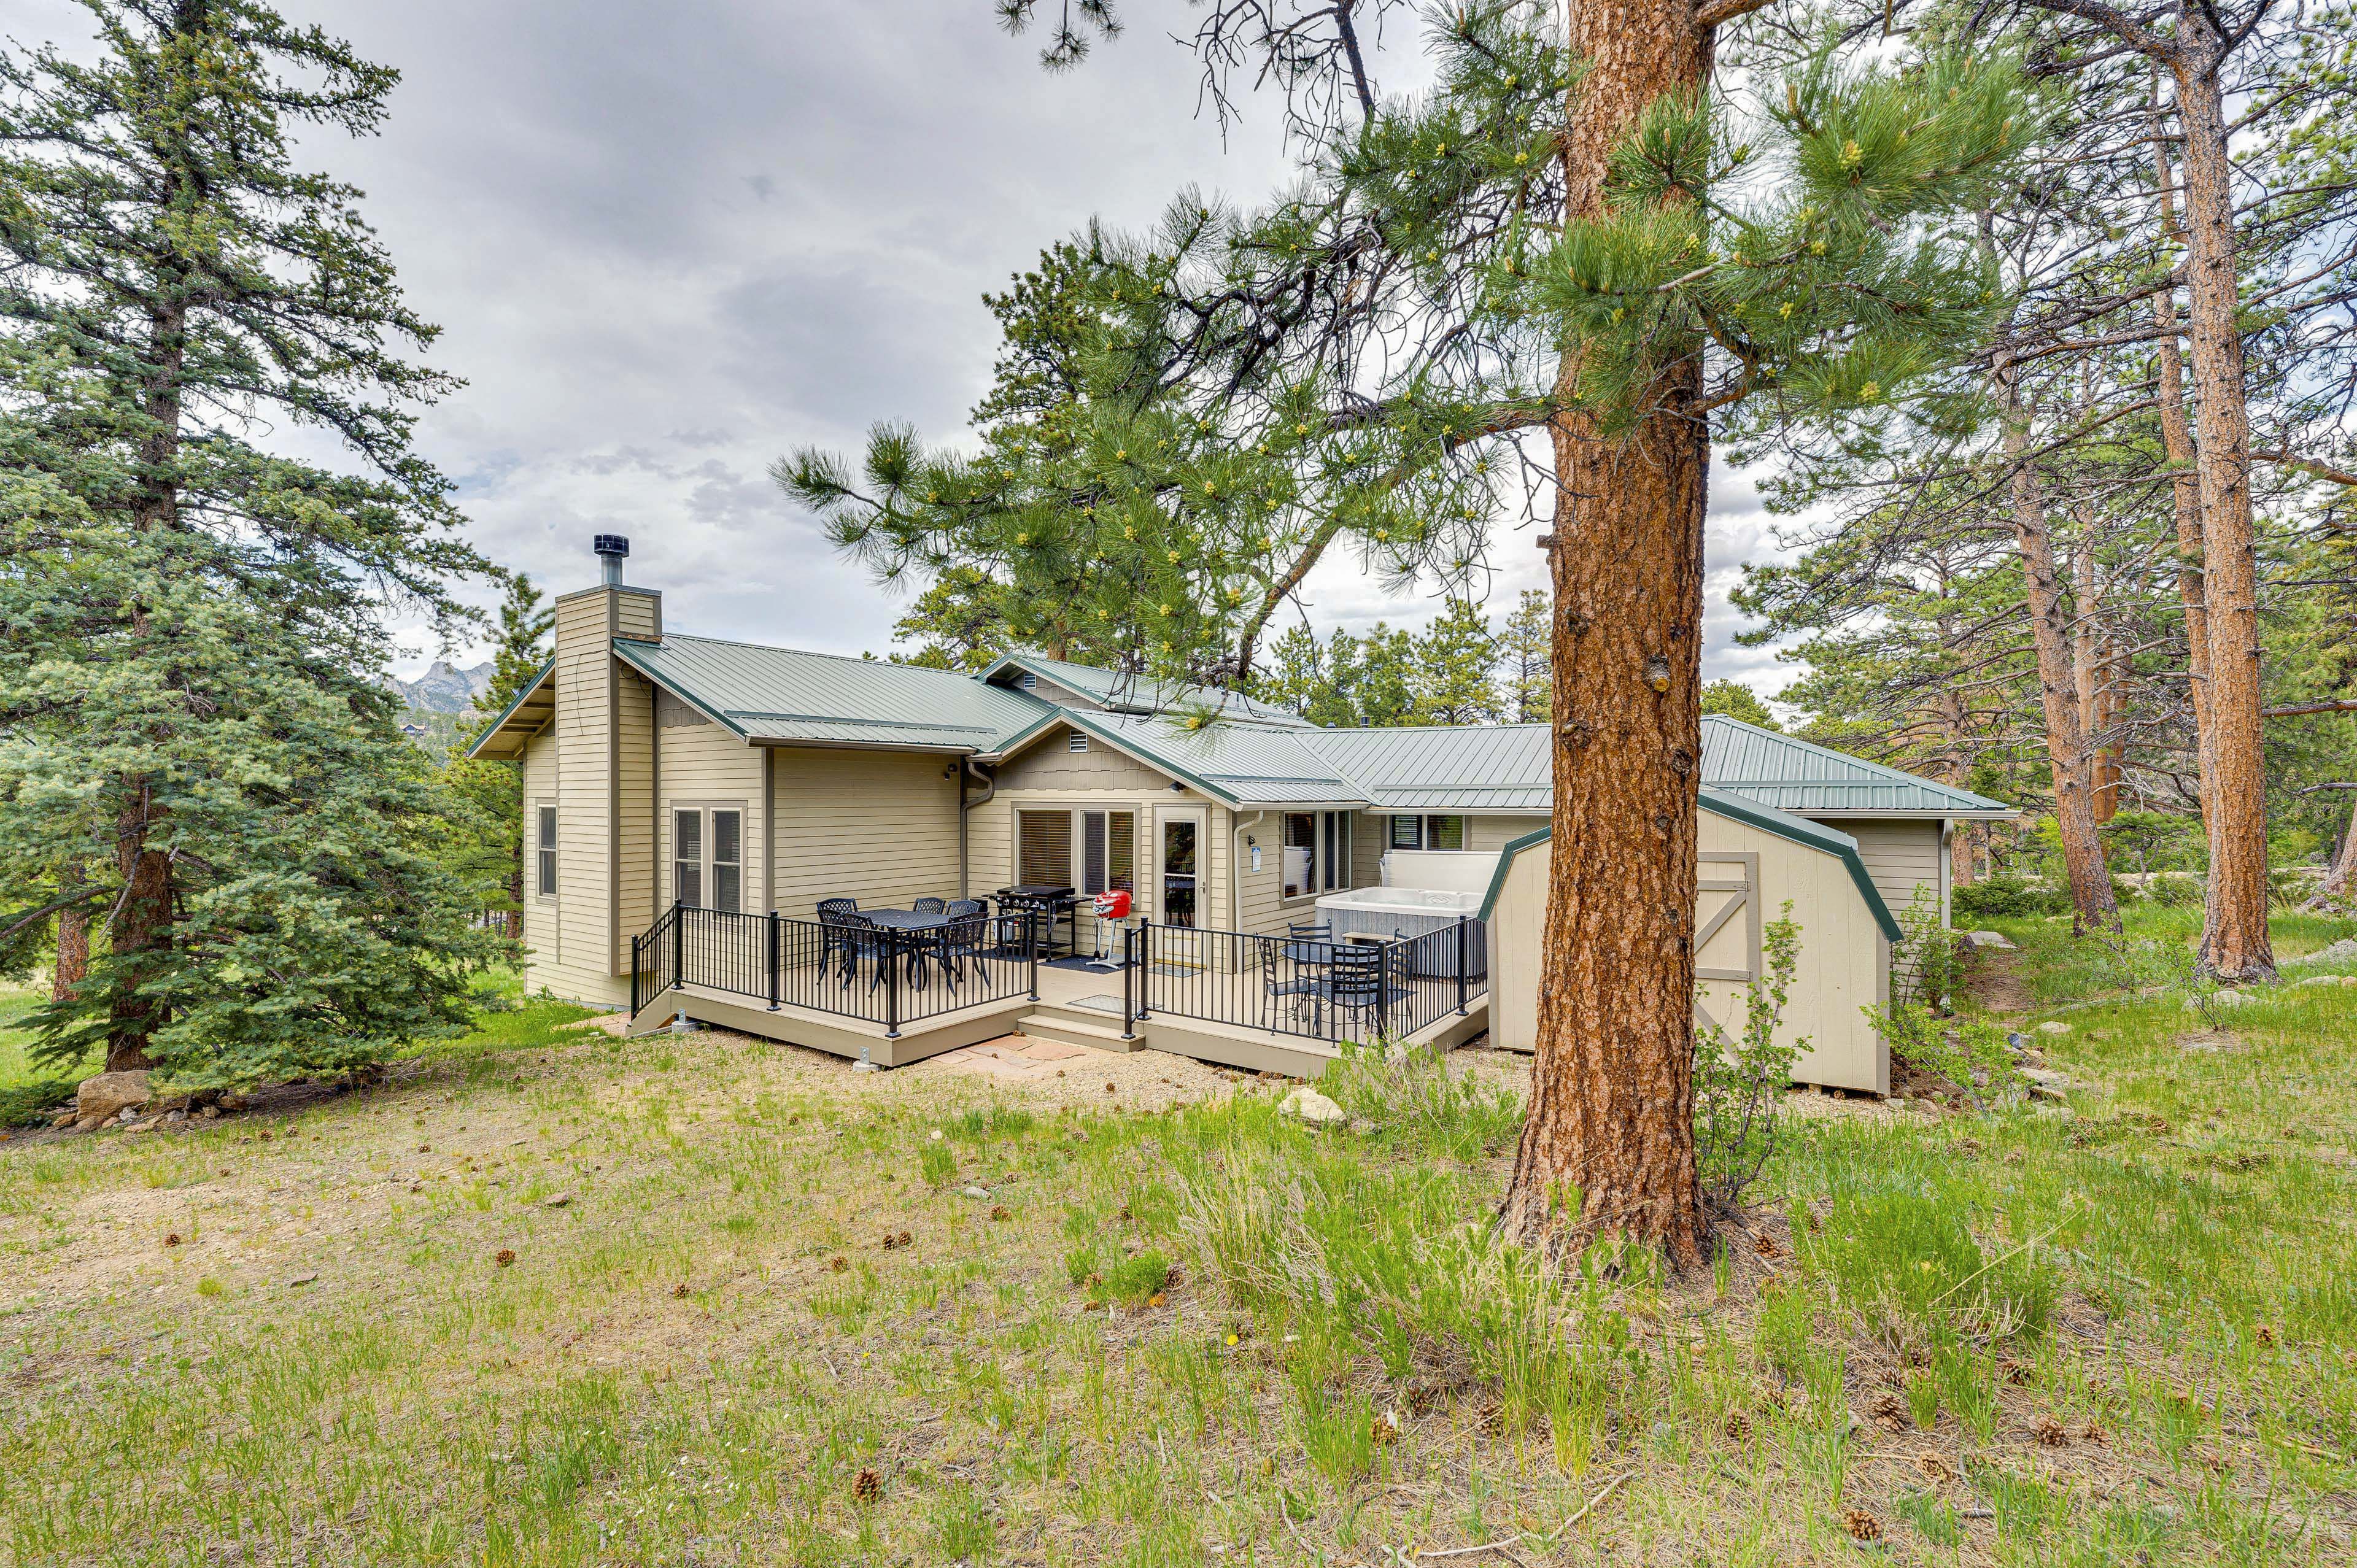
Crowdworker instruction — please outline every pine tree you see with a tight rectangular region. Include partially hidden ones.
[1700,681,1779,731]
[972,0,2030,1259]
[438,577,553,941]
[0,1,497,1083]
[1498,589,1552,724]
[1353,625,1418,727]
[1412,600,1503,724]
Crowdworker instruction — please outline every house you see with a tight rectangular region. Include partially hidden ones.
[469,540,2012,1083]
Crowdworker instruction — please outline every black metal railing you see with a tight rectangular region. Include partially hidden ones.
[1126,914,1487,1046]
[631,903,1039,1037]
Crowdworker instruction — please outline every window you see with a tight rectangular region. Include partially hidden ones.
[673,809,702,908]
[1067,731,1089,752]
[1016,808,1072,887]
[1017,807,1136,897]
[670,806,744,913]
[536,805,557,897]
[1282,811,1352,900]
[710,809,741,914]
[1387,814,1465,851]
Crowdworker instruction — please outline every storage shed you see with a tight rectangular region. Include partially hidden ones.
[1480,787,1902,1094]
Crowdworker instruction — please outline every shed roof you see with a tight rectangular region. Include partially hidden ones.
[612,635,1055,752]
[1700,715,2013,817]
[1476,788,1905,942]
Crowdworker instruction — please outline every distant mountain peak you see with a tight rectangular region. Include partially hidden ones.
[394,658,495,715]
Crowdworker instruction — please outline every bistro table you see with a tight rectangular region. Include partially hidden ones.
[859,909,956,990]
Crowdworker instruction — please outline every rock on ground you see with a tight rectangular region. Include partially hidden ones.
[1962,930,2017,951]
[75,1071,150,1130]
[2288,937,2357,969]
[1279,1086,1347,1127]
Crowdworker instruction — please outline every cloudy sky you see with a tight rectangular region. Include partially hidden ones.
[7,0,1792,690]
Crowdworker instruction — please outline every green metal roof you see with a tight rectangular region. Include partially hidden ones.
[614,635,1055,752]
[1297,716,2012,820]
[977,653,1316,728]
[1700,715,2013,817]
[1476,787,1903,943]
[1072,713,1361,808]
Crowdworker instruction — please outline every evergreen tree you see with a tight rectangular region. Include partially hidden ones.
[1412,600,1503,724]
[1254,623,1328,715]
[883,568,1015,671]
[0,1,497,1083]
[1498,588,1552,724]
[1700,681,1779,732]
[1308,628,1364,727]
[1353,625,1418,727]
[436,577,553,941]
[981,0,2033,1256]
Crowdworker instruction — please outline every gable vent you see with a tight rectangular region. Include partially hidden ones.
[1067,731,1089,753]
[1020,672,1038,690]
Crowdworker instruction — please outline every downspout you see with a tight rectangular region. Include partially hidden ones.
[1231,811,1264,932]
[959,756,995,901]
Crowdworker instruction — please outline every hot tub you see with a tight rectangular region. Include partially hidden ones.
[1313,885,1488,976]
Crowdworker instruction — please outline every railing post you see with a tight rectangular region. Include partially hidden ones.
[1026,909,1040,1002]
[1120,923,1136,1041]
[886,929,902,1039]
[1375,941,1390,1041]
[1136,918,1151,1019]
[767,911,780,1011]
[630,933,640,1016]
[671,903,683,992]
[1455,916,1469,1016]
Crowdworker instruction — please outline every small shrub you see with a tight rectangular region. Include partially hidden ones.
[1695,906,1806,1212]
[1953,875,2064,920]
[1890,889,1964,1010]
[1093,1250,1171,1308]
[2148,873,2200,908]
[1867,1002,2018,1108]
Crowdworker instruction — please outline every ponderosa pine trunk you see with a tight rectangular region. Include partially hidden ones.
[1501,0,1712,1267]
[2151,291,2214,832]
[2308,804,2357,912]
[53,899,88,1004]
[2070,541,2121,824]
[2170,34,2275,981]
[1999,371,2121,935]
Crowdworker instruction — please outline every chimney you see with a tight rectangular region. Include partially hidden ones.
[594,533,629,587]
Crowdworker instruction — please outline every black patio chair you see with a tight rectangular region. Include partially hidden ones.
[913,896,948,916]
[1262,940,1328,1032]
[939,902,991,990]
[816,902,862,985]
[1323,944,1408,1040]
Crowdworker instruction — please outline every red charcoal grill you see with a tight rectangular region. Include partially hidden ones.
[1088,887,1132,969]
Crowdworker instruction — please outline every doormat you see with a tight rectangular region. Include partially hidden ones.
[1069,994,1125,1014]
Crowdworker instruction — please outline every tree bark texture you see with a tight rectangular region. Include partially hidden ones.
[1501,0,1713,1268]
[107,795,171,1073]
[53,902,88,1003]
[2169,34,2274,981]
[2307,803,2357,912]
[2153,289,2214,829]
[2070,543,2121,824]
[2000,377,2121,935]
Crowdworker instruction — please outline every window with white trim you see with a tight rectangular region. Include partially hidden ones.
[536,805,557,897]
[1281,811,1352,899]
[669,805,745,914]
[1016,807,1136,897]
[1387,814,1465,851]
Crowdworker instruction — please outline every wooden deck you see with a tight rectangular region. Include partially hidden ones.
[627,957,1488,1078]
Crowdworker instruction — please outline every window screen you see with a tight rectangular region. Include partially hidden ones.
[674,809,702,908]
[1016,809,1072,887]
[710,809,741,914]
[1082,810,1107,895]
[536,806,557,896]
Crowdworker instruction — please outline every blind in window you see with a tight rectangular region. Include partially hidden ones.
[1389,815,1421,850]
[1107,812,1135,894]
[711,809,741,914]
[1427,815,1465,851]
[674,809,702,908]
[1016,809,1071,887]
[537,806,558,896]
[1082,810,1107,895]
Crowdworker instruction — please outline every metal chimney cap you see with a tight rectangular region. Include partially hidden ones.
[592,534,630,557]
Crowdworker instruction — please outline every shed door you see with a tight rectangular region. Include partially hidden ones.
[1693,851,1760,984]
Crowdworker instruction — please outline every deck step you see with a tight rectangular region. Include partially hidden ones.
[1016,1011,1138,1053]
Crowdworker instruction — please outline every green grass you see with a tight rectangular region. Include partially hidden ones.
[0,986,92,1127]
[2,914,2353,1564]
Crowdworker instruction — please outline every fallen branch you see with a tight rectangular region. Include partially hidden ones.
[2263,699,2357,718]
[1416,1471,1633,1561]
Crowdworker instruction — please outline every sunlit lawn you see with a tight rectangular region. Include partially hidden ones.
[2,911,2353,1565]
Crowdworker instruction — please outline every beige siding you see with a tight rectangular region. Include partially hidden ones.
[1350,816,1387,889]
[1489,811,1890,1092]
[617,668,654,940]
[997,725,1173,792]
[1835,820,1943,926]
[1469,814,1549,851]
[772,749,964,918]
[659,720,764,910]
